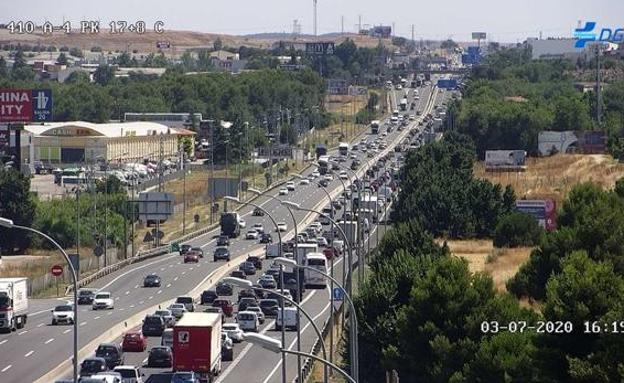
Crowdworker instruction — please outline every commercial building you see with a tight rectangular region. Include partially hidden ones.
[24,121,193,165]
[526,38,590,60]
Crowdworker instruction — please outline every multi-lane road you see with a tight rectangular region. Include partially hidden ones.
[0,80,441,383]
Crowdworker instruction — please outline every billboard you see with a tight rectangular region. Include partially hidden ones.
[437,79,458,89]
[138,192,174,222]
[305,42,335,55]
[472,32,487,40]
[209,178,240,200]
[538,131,578,156]
[516,199,557,231]
[485,150,527,171]
[0,89,53,122]
[371,26,392,38]
[327,79,349,95]
[257,145,295,159]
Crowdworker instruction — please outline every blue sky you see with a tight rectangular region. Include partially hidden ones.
[1,0,622,42]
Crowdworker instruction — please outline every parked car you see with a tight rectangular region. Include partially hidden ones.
[212,299,234,317]
[141,315,166,337]
[77,289,96,305]
[80,357,108,377]
[147,346,173,368]
[215,281,233,296]
[121,331,147,352]
[222,323,244,342]
[200,290,218,305]
[143,274,161,288]
[213,246,231,262]
[95,343,124,369]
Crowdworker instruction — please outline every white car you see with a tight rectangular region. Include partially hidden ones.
[323,174,333,182]
[51,304,75,325]
[286,181,296,191]
[279,188,288,195]
[238,217,247,229]
[167,303,187,319]
[222,323,244,343]
[90,372,123,383]
[299,178,310,185]
[252,223,265,234]
[246,230,259,240]
[316,237,329,247]
[113,365,143,383]
[339,171,349,180]
[92,292,114,310]
[311,171,320,178]
[236,311,260,332]
[276,222,288,232]
[308,222,322,233]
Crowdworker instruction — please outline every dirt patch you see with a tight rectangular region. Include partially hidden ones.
[474,154,624,205]
[441,239,533,292]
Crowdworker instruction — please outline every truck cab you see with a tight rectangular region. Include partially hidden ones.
[0,277,29,331]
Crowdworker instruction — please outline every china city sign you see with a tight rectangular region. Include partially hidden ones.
[0,89,53,122]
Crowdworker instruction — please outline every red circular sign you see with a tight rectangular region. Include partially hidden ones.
[50,265,63,277]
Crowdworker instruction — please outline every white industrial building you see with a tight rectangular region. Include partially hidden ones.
[527,38,591,60]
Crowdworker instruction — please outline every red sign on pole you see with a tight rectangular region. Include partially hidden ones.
[50,265,63,277]
[0,89,33,122]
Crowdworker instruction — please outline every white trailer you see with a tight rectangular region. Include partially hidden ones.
[295,243,318,266]
[0,277,29,331]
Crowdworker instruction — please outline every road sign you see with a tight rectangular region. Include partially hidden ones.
[138,192,174,222]
[32,89,53,122]
[0,89,53,122]
[50,265,63,277]
[170,242,180,253]
[306,42,335,55]
[143,231,154,243]
[332,287,344,301]
[94,246,103,257]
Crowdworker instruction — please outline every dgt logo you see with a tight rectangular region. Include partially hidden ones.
[574,21,624,48]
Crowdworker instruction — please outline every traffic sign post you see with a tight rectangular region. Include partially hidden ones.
[51,264,63,297]
[332,287,344,312]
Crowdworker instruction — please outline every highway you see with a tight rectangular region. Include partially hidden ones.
[0,80,441,383]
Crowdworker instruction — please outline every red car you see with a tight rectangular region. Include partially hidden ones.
[122,331,147,352]
[184,253,199,263]
[212,299,234,317]
[323,247,335,260]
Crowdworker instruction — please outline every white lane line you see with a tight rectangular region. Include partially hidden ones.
[18,330,28,335]
[24,350,34,357]
[125,291,130,295]
[169,265,174,268]
[115,297,120,301]
[166,283,172,288]
[173,277,178,282]
[63,329,71,334]
[157,290,162,295]
[80,322,87,326]
[94,316,101,320]
[142,357,148,364]
[148,296,153,300]
[130,305,135,308]
[119,308,125,311]
[134,285,139,289]
[181,271,186,275]
[139,301,144,305]
[44,338,54,344]
[2,365,12,372]
[37,323,44,328]
[107,312,113,316]
[0,340,6,345]
[96,253,178,291]
[160,267,165,271]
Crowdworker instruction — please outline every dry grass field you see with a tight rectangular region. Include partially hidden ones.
[474,154,624,205]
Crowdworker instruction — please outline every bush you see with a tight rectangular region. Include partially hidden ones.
[493,212,543,247]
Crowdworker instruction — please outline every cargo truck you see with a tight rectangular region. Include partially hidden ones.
[370,120,380,134]
[0,277,29,331]
[220,212,241,238]
[295,243,318,266]
[334,220,358,247]
[173,312,222,382]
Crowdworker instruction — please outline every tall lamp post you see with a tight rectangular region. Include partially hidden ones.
[247,186,304,381]
[223,277,328,383]
[223,196,286,383]
[245,333,356,383]
[274,256,359,383]
[0,217,79,383]
[280,201,358,381]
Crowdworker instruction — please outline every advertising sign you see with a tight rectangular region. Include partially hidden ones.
[472,32,487,40]
[138,192,174,222]
[516,199,557,231]
[305,42,335,55]
[257,145,294,159]
[437,79,458,89]
[484,150,527,171]
[0,89,53,122]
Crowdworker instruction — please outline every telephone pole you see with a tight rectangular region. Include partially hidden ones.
[313,0,318,36]
[595,44,603,127]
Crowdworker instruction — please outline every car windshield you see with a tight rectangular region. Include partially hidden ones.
[145,316,162,324]
[216,248,228,254]
[55,305,73,312]
[177,297,192,303]
[81,359,102,369]
[116,368,138,378]
[79,290,93,296]
[96,346,117,356]
[155,310,170,316]
[95,294,110,299]
[146,275,157,280]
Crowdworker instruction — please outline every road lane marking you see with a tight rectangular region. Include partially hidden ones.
[37,323,44,328]
[125,291,130,295]
[134,285,139,289]
[1,365,12,372]
[80,322,87,326]
[24,351,34,357]
[107,312,113,316]
[94,316,100,320]
[18,330,28,335]
[157,290,162,295]
[63,329,71,334]
[0,340,6,345]
[44,338,54,344]
[130,305,135,308]
[148,296,153,300]
[166,283,172,288]
[139,301,144,305]
[173,277,178,281]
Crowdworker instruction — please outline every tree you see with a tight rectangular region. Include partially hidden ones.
[93,65,115,86]
[96,175,124,194]
[0,56,7,79]
[213,37,223,51]
[56,52,68,65]
[441,39,458,50]
[69,47,83,58]
[494,212,543,248]
[0,169,36,254]
[64,70,91,83]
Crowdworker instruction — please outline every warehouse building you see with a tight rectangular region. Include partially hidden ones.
[24,121,192,165]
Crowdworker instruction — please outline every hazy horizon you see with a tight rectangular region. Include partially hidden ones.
[1,0,622,43]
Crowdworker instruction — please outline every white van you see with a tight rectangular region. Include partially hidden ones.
[275,307,298,331]
[332,240,345,255]
[161,328,173,348]
[236,311,260,332]
[112,366,143,383]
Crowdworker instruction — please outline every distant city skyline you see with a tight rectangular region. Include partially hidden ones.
[1,0,622,43]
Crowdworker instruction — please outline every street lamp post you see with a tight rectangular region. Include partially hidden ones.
[0,217,79,383]
[247,186,304,382]
[223,277,328,383]
[223,196,286,383]
[245,333,355,383]
[280,201,358,381]
[274,256,359,383]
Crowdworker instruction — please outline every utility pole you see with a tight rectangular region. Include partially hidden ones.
[358,15,362,33]
[341,15,344,35]
[313,0,318,36]
[210,120,215,224]
[596,44,603,127]
[181,145,186,235]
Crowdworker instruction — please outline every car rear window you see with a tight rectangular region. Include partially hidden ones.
[96,346,118,356]
[145,316,162,324]
[176,297,193,304]
[116,368,138,378]
[238,313,255,321]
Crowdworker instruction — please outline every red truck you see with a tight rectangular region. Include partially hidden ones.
[173,312,223,382]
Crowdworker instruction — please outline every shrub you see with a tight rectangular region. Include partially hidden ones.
[494,212,543,248]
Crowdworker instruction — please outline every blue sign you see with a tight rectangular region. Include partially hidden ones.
[32,89,52,121]
[574,22,624,48]
[332,287,344,301]
[437,79,458,90]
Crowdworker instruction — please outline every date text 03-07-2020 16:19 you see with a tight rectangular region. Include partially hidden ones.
[481,321,624,334]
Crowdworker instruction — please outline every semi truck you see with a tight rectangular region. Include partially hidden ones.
[220,212,241,238]
[173,312,222,382]
[0,278,29,331]
[318,155,330,175]
[370,120,380,134]
[334,220,358,247]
